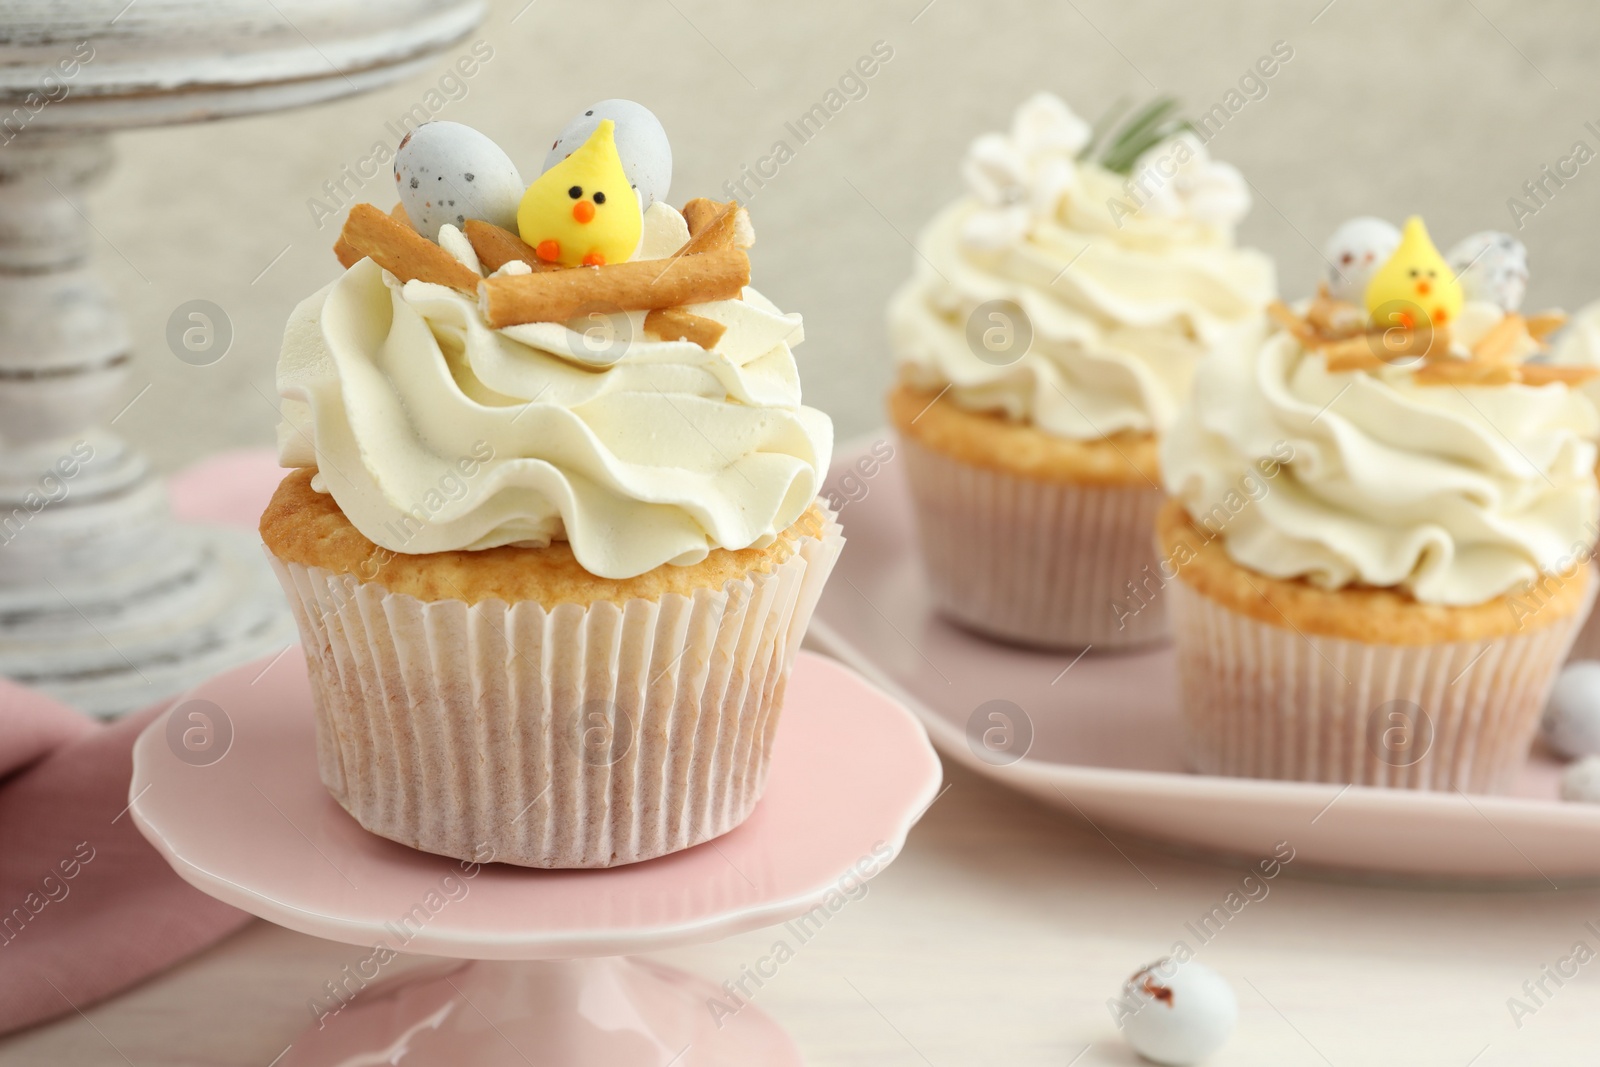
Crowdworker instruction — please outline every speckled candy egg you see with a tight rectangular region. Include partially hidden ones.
[544,100,671,211]
[1447,231,1528,311]
[1543,661,1600,759]
[1121,958,1237,1065]
[1562,755,1600,802]
[1323,216,1401,303]
[395,121,523,241]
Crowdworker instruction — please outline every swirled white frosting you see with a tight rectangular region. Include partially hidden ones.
[276,205,832,580]
[1162,302,1600,605]
[1551,299,1600,415]
[889,94,1275,440]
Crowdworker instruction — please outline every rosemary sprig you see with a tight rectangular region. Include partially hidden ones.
[1085,95,1193,175]
[1076,95,1133,165]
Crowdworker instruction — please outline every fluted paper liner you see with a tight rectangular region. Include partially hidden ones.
[266,513,842,868]
[1168,567,1595,793]
[899,433,1168,650]
[1568,603,1600,663]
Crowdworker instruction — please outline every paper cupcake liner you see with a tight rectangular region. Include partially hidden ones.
[1567,594,1600,662]
[898,433,1168,650]
[266,513,843,868]
[1167,567,1595,793]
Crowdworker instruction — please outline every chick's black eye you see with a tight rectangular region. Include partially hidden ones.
[1408,268,1418,277]
[568,185,582,199]
[593,191,606,205]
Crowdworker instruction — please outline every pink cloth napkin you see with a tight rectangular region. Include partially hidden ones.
[0,449,286,1035]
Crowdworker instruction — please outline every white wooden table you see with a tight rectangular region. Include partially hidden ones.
[3,758,1596,1066]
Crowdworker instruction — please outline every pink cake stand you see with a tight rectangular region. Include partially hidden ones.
[129,647,941,1066]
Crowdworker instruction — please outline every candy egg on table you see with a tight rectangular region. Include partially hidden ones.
[1323,216,1400,303]
[544,98,672,211]
[395,121,523,241]
[1542,661,1600,759]
[1447,230,1528,312]
[1562,756,1600,803]
[1120,958,1237,1065]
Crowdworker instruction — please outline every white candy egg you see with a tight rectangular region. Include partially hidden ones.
[1542,661,1600,759]
[1121,958,1237,1065]
[1447,231,1528,312]
[1562,755,1600,803]
[544,99,671,211]
[1323,217,1401,302]
[395,122,523,242]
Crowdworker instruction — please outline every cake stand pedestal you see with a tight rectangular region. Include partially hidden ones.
[129,647,942,1066]
[0,1,485,716]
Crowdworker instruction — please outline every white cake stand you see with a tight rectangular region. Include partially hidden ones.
[0,1,484,716]
[129,646,942,1066]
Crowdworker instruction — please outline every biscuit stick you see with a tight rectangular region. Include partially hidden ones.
[480,249,749,328]
[335,203,480,291]
[644,307,726,349]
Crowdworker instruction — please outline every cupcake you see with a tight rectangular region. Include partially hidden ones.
[1161,215,1598,792]
[1546,295,1600,661]
[262,105,840,867]
[887,94,1274,650]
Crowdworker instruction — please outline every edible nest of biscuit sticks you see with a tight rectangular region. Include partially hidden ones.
[333,198,757,348]
[1268,285,1595,388]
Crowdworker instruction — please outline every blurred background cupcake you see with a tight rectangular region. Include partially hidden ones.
[1161,215,1599,792]
[886,93,1274,650]
[1546,296,1600,661]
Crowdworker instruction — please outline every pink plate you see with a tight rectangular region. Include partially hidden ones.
[812,434,1600,883]
[129,647,943,960]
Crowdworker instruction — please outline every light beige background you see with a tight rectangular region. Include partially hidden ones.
[12,1,1600,1065]
[100,0,1600,471]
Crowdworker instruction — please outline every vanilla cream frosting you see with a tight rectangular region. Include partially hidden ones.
[889,94,1275,440]
[1550,299,1600,415]
[1163,302,1600,606]
[276,204,832,580]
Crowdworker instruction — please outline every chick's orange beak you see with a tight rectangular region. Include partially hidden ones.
[572,200,595,224]
[1415,279,1432,296]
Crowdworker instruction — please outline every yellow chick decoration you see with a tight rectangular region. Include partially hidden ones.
[1363,216,1464,330]
[516,119,641,268]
